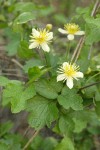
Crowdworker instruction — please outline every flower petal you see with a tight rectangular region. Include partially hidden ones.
[66,78,73,89]
[29,42,39,49]
[46,32,53,40]
[74,72,84,78]
[58,28,68,34]
[32,28,40,36]
[41,43,50,52]
[67,34,74,40]
[75,31,85,35]
[57,74,66,82]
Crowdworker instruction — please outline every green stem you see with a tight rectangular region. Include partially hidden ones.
[86,72,100,83]
[66,41,70,60]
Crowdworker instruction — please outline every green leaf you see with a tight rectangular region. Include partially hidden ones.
[2,134,22,150]
[57,86,83,110]
[85,17,100,44]
[40,137,58,150]
[17,41,34,59]
[15,12,35,24]
[34,79,58,99]
[20,84,36,102]
[2,83,36,113]
[71,110,94,133]
[73,118,87,133]
[15,2,36,12]
[31,135,43,150]
[27,96,58,129]
[0,142,8,150]
[54,137,74,150]
[23,59,43,73]
[5,28,20,56]
[0,121,13,137]
[28,67,41,79]
[49,77,63,93]
[0,76,10,86]
[95,101,100,118]
[59,115,74,136]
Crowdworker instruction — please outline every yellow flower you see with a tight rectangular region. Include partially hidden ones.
[57,62,84,89]
[58,23,85,40]
[29,28,53,52]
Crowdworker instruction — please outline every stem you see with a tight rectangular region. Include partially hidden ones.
[37,49,44,63]
[22,130,40,150]
[80,81,100,90]
[74,37,85,63]
[66,41,70,60]
[86,72,100,83]
[91,0,100,17]
[71,37,83,62]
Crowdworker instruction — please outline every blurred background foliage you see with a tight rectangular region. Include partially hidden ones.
[0,0,100,150]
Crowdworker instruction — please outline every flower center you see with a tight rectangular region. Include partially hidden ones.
[36,29,48,44]
[64,23,80,34]
[64,64,79,77]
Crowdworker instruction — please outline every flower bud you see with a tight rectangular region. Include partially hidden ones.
[46,24,53,30]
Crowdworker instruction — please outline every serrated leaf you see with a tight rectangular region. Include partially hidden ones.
[34,79,58,99]
[85,17,100,44]
[57,86,83,110]
[54,137,74,150]
[2,83,36,113]
[15,12,35,24]
[27,96,58,129]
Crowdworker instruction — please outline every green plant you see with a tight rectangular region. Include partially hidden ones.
[0,0,100,150]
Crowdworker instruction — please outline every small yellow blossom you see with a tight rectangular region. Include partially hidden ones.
[29,28,53,52]
[58,23,85,40]
[57,62,84,89]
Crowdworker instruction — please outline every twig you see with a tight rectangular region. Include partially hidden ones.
[80,81,100,90]
[23,125,30,137]
[71,37,83,62]
[0,73,28,79]
[0,56,23,69]
[11,58,23,69]
[74,37,85,63]
[91,0,100,17]
[22,130,40,150]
